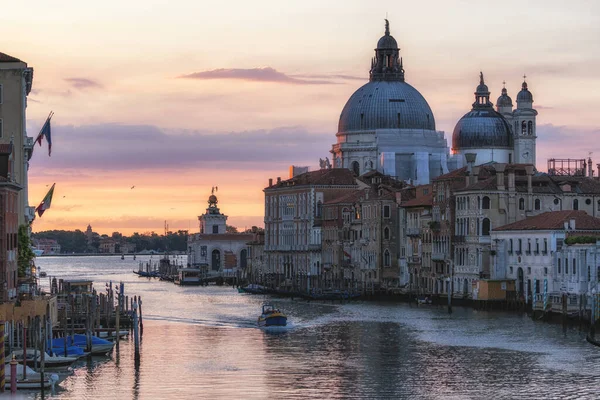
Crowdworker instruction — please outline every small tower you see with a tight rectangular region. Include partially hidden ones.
[198,189,228,234]
[496,82,513,117]
[369,19,404,82]
[513,77,538,165]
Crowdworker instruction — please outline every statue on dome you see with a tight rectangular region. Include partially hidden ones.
[325,157,332,169]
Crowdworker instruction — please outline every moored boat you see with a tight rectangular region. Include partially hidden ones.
[258,304,287,327]
[239,284,269,294]
[13,349,77,369]
[4,362,58,390]
[174,268,202,286]
[52,335,114,356]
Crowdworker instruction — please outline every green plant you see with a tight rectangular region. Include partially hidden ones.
[18,225,35,278]
[565,236,598,245]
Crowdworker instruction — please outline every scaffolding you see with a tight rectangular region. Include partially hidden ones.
[547,158,586,177]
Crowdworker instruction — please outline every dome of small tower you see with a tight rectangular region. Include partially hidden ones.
[496,87,513,108]
[377,18,398,49]
[208,194,218,204]
[517,81,533,104]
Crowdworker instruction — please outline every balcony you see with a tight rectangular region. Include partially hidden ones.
[408,256,421,264]
[406,227,421,236]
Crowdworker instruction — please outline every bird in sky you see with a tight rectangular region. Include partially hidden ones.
[46,184,49,187]
[63,196,66,198]
[131,186,135,189]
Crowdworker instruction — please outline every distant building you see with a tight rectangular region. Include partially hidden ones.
[35,238,61,255]
[188,192,252,277]
[98,238,117,254]
[0,52,35,225]
[289,166,309,178]
[246,227,265,282]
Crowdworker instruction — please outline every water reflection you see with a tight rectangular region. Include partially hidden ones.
[29,256,600,399]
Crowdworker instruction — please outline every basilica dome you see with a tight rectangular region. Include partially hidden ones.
[452,72,512,150]
[452,109,513,150]
[338,81,436,132]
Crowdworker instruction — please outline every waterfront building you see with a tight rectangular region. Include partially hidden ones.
[399,185,433,294]
[452,74,538,166]
[188,192,252,278]
[0,52,34,225]
[491,210,600,299]
[34,238,61,255]
[0,144,21,301]
[454,164,600,296]
[430,167,468,295]
[246,227,265,283]
[263,168,357,290]
[330,20,456,184]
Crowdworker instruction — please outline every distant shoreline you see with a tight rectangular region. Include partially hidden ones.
[37,253,187,257]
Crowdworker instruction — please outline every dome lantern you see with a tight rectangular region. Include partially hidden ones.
[370,19,404,82]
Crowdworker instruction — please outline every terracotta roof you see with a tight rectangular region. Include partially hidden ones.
[434,166,468,181]
[0,52,21,62]
[493,211,600,231]
[324,189,365,205]
[266,168,356,190]
[401,193,433,207]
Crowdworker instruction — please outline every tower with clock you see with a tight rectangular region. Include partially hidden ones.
[513,77,538,165]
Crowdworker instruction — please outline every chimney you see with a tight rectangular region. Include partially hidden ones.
[508,169,515,192]
[495,163,506,191]
[589,157,593,177]
[472,166,480,185]
[525,165,534,194]
[269,178,273,187]
[570,218,576,231]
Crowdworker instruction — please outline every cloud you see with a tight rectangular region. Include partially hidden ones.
[64,78,103,89]
[290,73,365,81]
[178,67,337,85]
[28,123,333,171]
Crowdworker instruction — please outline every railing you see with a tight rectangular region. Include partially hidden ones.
[406,227,420,236]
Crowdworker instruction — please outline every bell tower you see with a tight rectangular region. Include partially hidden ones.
[513,77,538,165]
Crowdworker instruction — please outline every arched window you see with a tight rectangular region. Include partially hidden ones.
[573,258,577,275]
[384,250,390,267]
[573,199,579,210]
[482,196,490,209]
[316,201,322,218]
[521,121,527,135]
[534,199,540,210]
[482,218,491,236]
[558,258,561,274]
[527,121,533,135]
[509,239,513,253]
[351,161,360,176]
[519,198,525,210]
[384,227,390,240]
[565,258,569,274]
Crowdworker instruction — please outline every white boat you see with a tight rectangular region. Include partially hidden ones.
[13,349,77,369]
[32,248,44,257]
[98,330,129,340]
[4,362,59,390]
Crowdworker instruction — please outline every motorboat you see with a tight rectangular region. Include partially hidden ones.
[40,271,48,278]
[257,305,287,327]
[32,247,44,257]
[98,330,129,340]
[4,362,59,390]
[12,349,77,369]
[239,284,269,294]
[50,345,88,358]
[52,335,114,356]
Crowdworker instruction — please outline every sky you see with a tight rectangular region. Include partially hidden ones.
[2,0,599,235]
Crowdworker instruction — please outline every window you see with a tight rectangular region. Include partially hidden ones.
[543,238,548,254]
[212,225,219,234]
[509,266,513,274]
[544,267,548,275]
[0,119,2,139]
[482,218,490,236]
[558,259,561,274]
[521,121,527,135]
[535,239,539,254]
[518,239,522,254]
[384,249,390,267]
[384,227,390,240]
[588,266,591,281]
[534,199,540,210]
[586,199,592,205]
[573,258,576,275]
[482,196,490,209]
[565,259,569,274]
[383,205,390,219]
[509,239,513,253]
[554,199,560,205]
[519,198,525,210]
[528,121,533,135]
[0,84,2,104]
[351,161,360,176]
[316,201,322,218]
[573,199,579,210]
[598,266,600,282]
[527,239,531,254]
[597,200,600,212]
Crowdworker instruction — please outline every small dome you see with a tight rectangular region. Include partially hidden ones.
[452,109,513,150]
[476,82,489,94]
[208,194,218,204]
[496,87,513,108]
[338,81,435,132]
[377,35,398,49]
[517,81,533,104]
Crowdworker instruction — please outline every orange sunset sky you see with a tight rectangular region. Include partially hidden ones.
[2,0,599,235]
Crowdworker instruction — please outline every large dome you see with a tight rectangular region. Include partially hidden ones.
[338,81,436,132]
[452,109,513,150]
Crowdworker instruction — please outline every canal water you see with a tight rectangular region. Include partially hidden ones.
[31,256,600,399]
